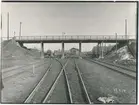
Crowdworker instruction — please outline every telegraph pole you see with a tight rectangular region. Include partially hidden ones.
[7,12,9,40]
[1,14,2,30]
[125,19,127,39]
[115,33,117,53]
[19,22,22,39]
[14,31,16,37]
[105,37,107,55]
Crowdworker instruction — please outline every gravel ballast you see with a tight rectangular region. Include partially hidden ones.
[77,58,136,103]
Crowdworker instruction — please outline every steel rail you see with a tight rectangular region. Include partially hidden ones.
[97,60,136,72]
[24,63,52,103]
[85,58,136,79]
[2,60,43,74]
[42,59,69,103]
[2,59,50,80]
[63,67,73,103]
[54,58,73,103]
[3,70,29,81]
[74,60,92,104]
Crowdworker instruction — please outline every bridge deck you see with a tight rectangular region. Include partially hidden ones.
[14,35,135,43]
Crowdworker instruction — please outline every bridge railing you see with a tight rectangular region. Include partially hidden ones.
[14,35,135,41]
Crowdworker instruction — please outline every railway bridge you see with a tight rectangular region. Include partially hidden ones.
[14,35,136,58]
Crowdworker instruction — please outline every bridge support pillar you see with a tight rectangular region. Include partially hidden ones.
[19,42,23,47]
[96,43,99,57]
[79,42,82,55]
[97,43,100,58]
[61,42,65,59]
[41,42,44,58]
[101,42,104,58]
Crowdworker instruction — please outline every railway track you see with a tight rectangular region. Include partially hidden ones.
[84,58,136,79]
[24,59,69,103]
[2,59,48,74]
[2,58,50,80]
[97,60,136,72]
[62,58,92,104]
[2,56,136,104]
[74,59,92,104]
[23,58,92,104]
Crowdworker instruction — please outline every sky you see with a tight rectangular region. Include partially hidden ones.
[1,2,137,51]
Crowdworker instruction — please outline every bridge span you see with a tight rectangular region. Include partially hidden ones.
[14,35,136,58]
[15,35,135,43]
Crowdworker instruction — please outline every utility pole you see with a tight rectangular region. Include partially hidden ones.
[7,12,9,40]
[14,31,16,37]
[105,37,107,55]
[101,42,103,58]
[125,19,127,39]
[19,22,22,39]
[115,33,117,53]
[1,14,2,30]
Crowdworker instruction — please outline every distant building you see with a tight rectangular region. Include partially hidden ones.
[44,50,53,57]
[70,48,79,55]
[54,50,62,56]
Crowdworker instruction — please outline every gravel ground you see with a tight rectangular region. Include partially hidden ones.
[29,59,61,103]
[99,58,136,71]
[46,58,69,103]
[1,59,35,69]
[85,58,136,78]
[65,58,86,104]
[77,59,136,103]
[1,57,136,104]
[46,73,69,103]
[97,59,136,72]
[1,58,50,103]
[2,60,46,80]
